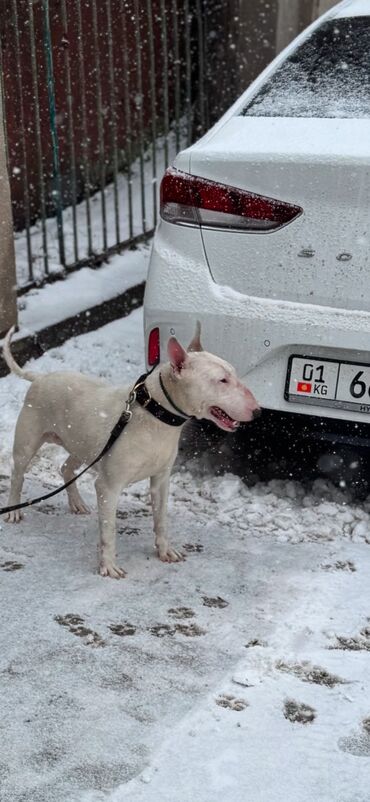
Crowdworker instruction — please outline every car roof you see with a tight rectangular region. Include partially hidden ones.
[333,0,370,18]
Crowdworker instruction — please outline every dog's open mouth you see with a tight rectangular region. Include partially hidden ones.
[209,406,240,431]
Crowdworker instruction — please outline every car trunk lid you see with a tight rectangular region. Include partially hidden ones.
[189,116,370,312]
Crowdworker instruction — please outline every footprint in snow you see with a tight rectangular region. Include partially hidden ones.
[321,560,356,572]
[109,622,136,636]
[150,624,175,638]
[168,607,195,619]
[202,595,228,609]
[149,622,205,638]
[55,613,105,647]
[1,561,24,572]
[245,638,267,648]
[37,504,58,515]
[175,623,205,637]
[330,622,370,652]
[338,723,370,757]
[284,699,316,725]
[182,543,204,553]
[216,694,248,712]
[362,716,370,734]
[276,660,347,687]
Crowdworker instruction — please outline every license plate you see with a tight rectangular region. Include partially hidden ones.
[285,356,370,414]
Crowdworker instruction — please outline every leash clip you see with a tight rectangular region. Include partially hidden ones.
[124,389,136,421]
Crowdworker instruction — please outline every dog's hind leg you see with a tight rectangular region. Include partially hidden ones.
[61,455,90,514]
[4,413,44,523]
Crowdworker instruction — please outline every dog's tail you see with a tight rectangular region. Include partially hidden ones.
[2,326,38,382]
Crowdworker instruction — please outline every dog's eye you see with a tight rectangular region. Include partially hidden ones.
[220,378,228,384]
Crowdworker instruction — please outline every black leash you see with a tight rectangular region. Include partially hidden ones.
[0,366,189,517]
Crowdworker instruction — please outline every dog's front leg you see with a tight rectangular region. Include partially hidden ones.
[95,473,125,579]
[150,469,184,563]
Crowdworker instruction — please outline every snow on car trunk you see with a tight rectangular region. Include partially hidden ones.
[189,115,370,312]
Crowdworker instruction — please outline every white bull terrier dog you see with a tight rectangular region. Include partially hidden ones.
[2,324,260,578]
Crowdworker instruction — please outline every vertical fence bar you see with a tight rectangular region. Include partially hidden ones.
[60,0,78,264]
[28,0,49,276]
[106,0,120,246]
[11,0,33,281]
[172,0,181,153]
[91,0,108,253]
[0,33,10,175]
[0,13,17,328]
[76,0,92,257]
[160,0,169,167]
[120,2,133,241]
[202,0,210,131]
[195,0,205,136]
[133,0,146,234]
[184,0,192,146]
[42,0,65,267]
[146,0,157,227]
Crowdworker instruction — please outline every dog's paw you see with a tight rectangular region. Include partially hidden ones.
[158,547,185,563]
[4,510,23,524]
[69,498,90,515]
[99,562,127,579]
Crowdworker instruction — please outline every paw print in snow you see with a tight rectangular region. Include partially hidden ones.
[216,694,248,712]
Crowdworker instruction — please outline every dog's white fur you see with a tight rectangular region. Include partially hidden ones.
[2,325,259,578]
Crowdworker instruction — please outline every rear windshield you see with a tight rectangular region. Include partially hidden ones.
[243,17,370,118]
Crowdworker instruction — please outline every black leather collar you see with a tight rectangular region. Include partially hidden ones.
[159,372,190,418]
[134,373,189,427]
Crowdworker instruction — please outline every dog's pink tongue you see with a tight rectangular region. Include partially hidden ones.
[210,406,239,429]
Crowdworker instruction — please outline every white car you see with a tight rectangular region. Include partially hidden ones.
[144,0,370,441]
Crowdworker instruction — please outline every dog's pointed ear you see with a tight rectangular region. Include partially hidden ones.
[187,321,203,352]
[168,337,188,374]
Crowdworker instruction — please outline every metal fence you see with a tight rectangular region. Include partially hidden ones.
[0,0,280,293]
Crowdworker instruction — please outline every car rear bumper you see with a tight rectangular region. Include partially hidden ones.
[144,221,370,424]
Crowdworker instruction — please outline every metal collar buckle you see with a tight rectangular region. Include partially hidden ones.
[134,378,151,408]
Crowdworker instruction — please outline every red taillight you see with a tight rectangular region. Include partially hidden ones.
[160,167,302,232]
[148,327,160,366]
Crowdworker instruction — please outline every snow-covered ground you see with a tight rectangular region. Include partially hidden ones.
[1,306,370,802]
[16,243,150,336]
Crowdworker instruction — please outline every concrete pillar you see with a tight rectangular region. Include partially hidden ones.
[0,83,17,338]
[276,0,338,55]
[276,0,313,54]
[237,0,278,93]
[312,0,338,19]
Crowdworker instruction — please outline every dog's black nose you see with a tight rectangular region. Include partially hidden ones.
[252,408,262,420]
